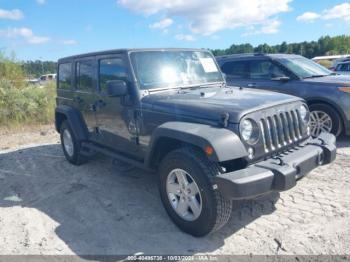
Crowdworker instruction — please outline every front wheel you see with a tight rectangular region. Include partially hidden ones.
[309,104,343,137]
[158,147,232,237]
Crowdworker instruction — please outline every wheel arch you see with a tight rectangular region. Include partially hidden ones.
[55,105,89,141]
[306,97,345,131]
[144,122,248,169]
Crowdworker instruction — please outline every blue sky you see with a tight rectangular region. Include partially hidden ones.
[0,0,350,61]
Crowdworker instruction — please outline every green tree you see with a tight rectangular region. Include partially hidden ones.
[211,35,350,59]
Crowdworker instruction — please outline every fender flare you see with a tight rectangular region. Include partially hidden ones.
[145,122,248,167]
[55,105,89,141]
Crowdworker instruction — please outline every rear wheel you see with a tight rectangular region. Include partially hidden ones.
[158,147,232,237]
[309,104,342,137]
[60,121,86,165]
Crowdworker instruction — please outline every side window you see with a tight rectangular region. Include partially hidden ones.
[221,61,249,79]
[249,60,286,80]
[58,63,72,90]
[76,60,95,91]
[99,58,128,92]
[340,64,350,71]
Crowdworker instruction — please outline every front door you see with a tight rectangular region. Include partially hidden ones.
[94,55,143,159]
[73,58,97,139]
[246,59,296,95]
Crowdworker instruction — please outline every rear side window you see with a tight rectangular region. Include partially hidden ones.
[76,60,95,91]
[221,61,249,78]
[58,63,72,89]
[99,58,128,92]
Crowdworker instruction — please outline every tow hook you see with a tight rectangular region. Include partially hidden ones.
[317,137,326,146]
[272,156,285,166]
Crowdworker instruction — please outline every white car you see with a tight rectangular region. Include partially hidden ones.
[335,62,350,75]
[39,74,57,83]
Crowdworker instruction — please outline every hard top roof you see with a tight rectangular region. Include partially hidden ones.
[58,48,209,62]
[216,53,302,60]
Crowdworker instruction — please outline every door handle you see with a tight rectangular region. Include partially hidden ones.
[73,96,83,104]
[90,100,106,111]
[247,83,257,87]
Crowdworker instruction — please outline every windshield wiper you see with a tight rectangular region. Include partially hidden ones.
[178,82,225,90]
[303,74,328,79]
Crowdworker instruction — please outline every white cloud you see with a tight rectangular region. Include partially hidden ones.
[298,3,350,23]
[296,12,320,22]
[0,9,24,20]
[36,0,46,4]
[0,27,50,44]
[242,19,281,36]
[150,18,173,29]
[323,3,350,21]
[118,0,291,35]
[62,39,78,45]
[175,34,196,41]
[260,20,281,34]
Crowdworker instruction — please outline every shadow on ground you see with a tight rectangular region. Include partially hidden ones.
[0,144,281,256]
[337,135,350,149]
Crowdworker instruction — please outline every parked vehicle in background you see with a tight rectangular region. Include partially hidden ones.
[335,61,350,75]
[26,73,57,86]
[217,53,350,137]
[312,55,350,70]
[55,48,336,236]
[331,56,350,71]
[39,74,56,84]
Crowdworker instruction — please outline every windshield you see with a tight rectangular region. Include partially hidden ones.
[130,51,224,90]
[277,57,332,79]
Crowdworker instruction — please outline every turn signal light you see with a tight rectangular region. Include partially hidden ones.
[205,146,214,156]
[339,87,350,93]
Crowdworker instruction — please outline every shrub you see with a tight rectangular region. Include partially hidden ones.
[0,80,56,126]
[0,52,26,89]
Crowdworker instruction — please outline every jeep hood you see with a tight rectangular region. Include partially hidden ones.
[141,86,302,124]
[302,74,350,86]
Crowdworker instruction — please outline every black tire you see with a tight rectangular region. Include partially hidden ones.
[309,103,343,137]
[158,147,232,237]
[60,121,86,165]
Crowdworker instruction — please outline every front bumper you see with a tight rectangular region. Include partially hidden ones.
[215,133,337,200]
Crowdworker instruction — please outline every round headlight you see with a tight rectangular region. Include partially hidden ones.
[299,104,310,123]
[240,119,259,144]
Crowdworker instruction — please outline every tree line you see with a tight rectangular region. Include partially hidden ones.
[0,52,57,79]
[2,35,350,78]
[21,60,57,78]
[212,35,350,58]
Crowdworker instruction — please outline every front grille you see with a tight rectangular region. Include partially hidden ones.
[259,109,304,153]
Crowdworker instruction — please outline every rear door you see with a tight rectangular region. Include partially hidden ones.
[73,57,98,139]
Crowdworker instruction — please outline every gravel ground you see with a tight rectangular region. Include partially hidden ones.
[0,126,349,256]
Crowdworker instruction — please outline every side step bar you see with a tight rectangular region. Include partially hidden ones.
[81,142,154,172]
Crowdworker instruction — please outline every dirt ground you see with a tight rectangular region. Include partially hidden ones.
[0,125,349,256]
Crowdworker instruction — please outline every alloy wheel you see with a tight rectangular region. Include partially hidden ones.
[166,168,202,221]
[62,129,74,157]
[310,110,332,137]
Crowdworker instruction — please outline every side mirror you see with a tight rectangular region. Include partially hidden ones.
[271,76,290,82]
[107,80,128,97]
